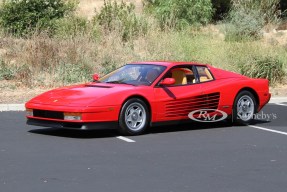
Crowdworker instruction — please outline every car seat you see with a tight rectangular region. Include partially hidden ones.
[172,70,187,85]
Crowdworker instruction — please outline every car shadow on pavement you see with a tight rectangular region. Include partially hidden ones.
[147,119,270,135]
[28,119,270,138]
[249,119,271,125]
[29,128,118,139]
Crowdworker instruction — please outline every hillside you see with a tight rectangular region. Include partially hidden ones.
[0,0,286,103]
[77,0,143,19]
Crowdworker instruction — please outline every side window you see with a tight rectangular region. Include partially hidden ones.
[196,66,214,83]
[163,67,195,86]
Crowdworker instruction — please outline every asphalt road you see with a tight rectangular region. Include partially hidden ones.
[0,104,287,192]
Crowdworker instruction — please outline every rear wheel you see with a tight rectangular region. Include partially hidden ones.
[119,98,150,135]
[233,90,257,125]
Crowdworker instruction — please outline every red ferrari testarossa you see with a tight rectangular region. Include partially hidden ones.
[26,61,271,135]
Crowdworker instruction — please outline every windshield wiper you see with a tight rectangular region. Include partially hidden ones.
[105,80,136,86]
[105,80,124,84]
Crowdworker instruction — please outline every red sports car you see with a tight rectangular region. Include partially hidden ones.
[26,62,271,135]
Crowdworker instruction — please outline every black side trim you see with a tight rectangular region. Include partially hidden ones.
[27,118,118,130]
[151,117,230,127]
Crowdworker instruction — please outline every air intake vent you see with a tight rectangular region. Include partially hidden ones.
[164,92,220,117]
[85,85,112,88]
[33,110,64,120]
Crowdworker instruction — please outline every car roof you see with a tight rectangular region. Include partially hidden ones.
[128,61,210,67]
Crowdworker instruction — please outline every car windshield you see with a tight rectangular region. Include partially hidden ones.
[100,64,166,86]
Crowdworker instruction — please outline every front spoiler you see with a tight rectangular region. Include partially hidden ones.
[27,118,118,130]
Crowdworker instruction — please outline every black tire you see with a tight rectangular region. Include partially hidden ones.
[119,98,150,136]
[232,90,257,125]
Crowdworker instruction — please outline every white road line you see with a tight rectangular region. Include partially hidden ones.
[0,104,25,111]
[269,97,287,104]
[116,136,136,143]
[275,103,287,106]
[249,125,287,136]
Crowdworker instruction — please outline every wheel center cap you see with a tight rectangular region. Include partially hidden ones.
[132,113,138,120]
[242,105,247,111]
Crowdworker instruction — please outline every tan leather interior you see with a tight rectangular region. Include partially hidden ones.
[195,67,213,82]
[199,76,209,82]
[193,77,209,83]
[172,70,187,85]
[204,68,213,80]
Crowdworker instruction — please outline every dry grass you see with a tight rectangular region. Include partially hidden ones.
[0,30,287,103]
[76,0,143,19]
[0,0,287,103]
[1,26,286,85]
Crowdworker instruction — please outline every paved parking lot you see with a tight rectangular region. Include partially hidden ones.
[0,103,286,192]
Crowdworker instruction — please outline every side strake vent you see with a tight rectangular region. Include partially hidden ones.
[165,92,220,117]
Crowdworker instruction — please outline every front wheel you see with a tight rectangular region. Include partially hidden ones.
[233,91,257,125]
[119,98,150,135]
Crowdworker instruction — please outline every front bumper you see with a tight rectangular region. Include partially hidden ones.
[27,118,118,130]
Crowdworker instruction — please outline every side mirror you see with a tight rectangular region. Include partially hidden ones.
[159,78,175,86]
[93,73,100,81]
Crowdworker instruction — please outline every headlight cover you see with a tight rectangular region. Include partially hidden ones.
[26,108,33,117]
[64,112,82,120]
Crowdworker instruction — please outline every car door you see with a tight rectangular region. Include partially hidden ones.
[153,65,223,122]
[153,65,202,121]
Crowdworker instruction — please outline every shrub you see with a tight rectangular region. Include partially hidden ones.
[100,57,118,75]
[239,56,286,84]
[212,0,231,20]
[281,1,287,18]
[56,62,93,84]
[144,0,213,29]
[15,64,32,85]
[54,16,88,38]
[0,0,76,37]
[232,0,281,24]
[224,8,265,41]
[224,0,281,41]
[95,0,148,41]
[0,60,14,80]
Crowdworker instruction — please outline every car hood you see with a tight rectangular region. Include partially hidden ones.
[28,83,135,106]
